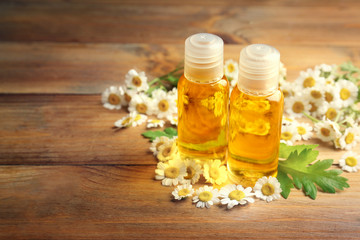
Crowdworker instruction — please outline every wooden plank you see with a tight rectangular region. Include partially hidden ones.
[0,1,360,45]
[0,94,157,165]
[0,165,359,239]
[0,42,359,94]
[0,94,359,165]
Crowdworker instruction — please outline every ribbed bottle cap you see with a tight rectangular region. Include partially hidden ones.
[238,44,280,93]
[184,33,224,83]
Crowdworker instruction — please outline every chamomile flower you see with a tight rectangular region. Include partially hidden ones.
[253,176,282,203]
[150,136,172,156]
[219,184,255,209]
[101,86,125,110]
[317,102,342,121]
[285,96,311,118]
[167,115,178,126]
[203,160,228,185]
[338,127,360,150]
[125,69,149,92]
[123,88,137,106]
[147,119,165,128]
[157,141,178,162]
[114,113,134,128]
[339,151,360,173]
[172,183,194,200]
[224,59,239,84]
[303,87,324,105]
[280,124,301,145]
[282,116,297,126]
[323,84,340,104]
[192,185,220,209]
[128,92,154,115]
[181,159,203,184]
[152,89,177,119]
[114,111,147,128]
[295,122,313,140]
[131,112,147,127]
[314,119,341,142]
[294,68,324,89]
[280,80,294,98]
[155,159,186,186]
[315,63,337,79]
[335,79,358,108]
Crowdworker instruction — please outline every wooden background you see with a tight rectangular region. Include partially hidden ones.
[1,0,360,239]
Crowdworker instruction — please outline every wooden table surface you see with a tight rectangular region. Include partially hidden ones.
[1,1,360,239]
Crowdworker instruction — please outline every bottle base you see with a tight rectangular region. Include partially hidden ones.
[227,160,278,187]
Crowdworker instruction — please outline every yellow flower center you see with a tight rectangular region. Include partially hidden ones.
[309,102,318,112]
[345,157,357,167]
[335,138,340,147]
[303,77,315,88]
[155,141,164,151]
[325,108,337,120]
[340,88,351,100]
[320,127,330,137]
[132,76,142,87]
[136,103,147,114]
[281,131,293,141]
[310,90,322,99]
[108,93,121,105]
[297,126,306,135]
[161,146,172,157]
[227,63,235,73]
[282,89,290,97]
[124,93,132,103]
[345,133,354,144]
[184,166,195,180]
[121,117,132,126]
[325,92,333,102]
[209,167,220,180]
[164,166,179,179]
[229,190,245,201]
[199,191,213,202]
[261,183,275,196]
[158,100,169,112]
[292,102,304,113]
[178,188,191,197]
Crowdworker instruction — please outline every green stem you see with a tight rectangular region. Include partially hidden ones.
[303,112,320,123]
[148,77,160,86]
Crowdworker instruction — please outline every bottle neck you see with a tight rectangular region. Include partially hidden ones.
[184,63,223,83]
[237,81,277,96]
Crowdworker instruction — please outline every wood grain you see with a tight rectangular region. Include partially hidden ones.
[0,42,359,94]
[1,0,360,239]
[1,1,360,45]
[0,165,359,239]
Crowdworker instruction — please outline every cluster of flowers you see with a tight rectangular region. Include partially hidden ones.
[101,69,178,128]
[151,136,282,209]
[280,63,360,150]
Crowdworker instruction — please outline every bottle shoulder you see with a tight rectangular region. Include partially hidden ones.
[179,74,229,88]
[231,86,283,103]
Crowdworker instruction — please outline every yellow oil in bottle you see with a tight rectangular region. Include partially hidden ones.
[227,44,283,187]
[227,87,283,186]
[177,75,229,162]
[177,33,229,163]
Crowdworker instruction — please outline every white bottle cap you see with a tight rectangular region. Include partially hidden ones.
[238,44,280,94]
[184,33,224,83]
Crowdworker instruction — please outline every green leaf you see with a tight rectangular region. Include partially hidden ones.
[164,127,177,137]
[279,143,318,159]
[142,127,178,141]
[277,144,350,200]
[340,61,360,74]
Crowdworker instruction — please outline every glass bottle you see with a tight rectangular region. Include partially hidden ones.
[177,33,229,163]
[227,44,284,187]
